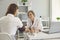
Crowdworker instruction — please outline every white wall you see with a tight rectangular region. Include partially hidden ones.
[51,0,60,22]
[49,0,60,33]
[0,0,50,19]
[0,0,17,18]
[31,0,50,19]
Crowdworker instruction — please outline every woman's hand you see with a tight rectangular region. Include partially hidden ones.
[25,28,30,32]
[30,27,35,33]
[25,26,30,32]
[35,29,41,33]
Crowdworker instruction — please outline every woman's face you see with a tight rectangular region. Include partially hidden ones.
[28,12,34,20]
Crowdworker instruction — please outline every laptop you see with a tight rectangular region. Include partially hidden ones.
[49,22,60,34]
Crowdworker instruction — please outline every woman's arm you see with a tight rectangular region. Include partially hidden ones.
[16,17,23,28]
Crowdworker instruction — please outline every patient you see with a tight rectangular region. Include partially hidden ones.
[25,10,43,33]
[0,3,23,40]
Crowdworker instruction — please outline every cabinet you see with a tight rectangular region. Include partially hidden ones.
[16,0,32,38]
[17,0,31,26]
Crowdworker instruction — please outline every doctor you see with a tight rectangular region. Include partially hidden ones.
[0,3,23,40]
[25,10,43,33]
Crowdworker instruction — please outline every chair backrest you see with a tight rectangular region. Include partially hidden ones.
[0,33,12,40]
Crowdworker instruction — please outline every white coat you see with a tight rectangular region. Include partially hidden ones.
[27,17,43,31]
[0,14,23,35]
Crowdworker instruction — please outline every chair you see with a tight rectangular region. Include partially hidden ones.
[0,33,12,40]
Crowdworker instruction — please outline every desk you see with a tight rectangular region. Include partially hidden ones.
[26,32,60,40]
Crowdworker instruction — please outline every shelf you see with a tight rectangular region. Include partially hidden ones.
[17,0,31,6]
[42,29,49,32]
[18,12,27,14]
[18,4,27,6]
[42,26,49,28]
[42,20,49,21]
[41,19,49,21]
[17,13,27,21]
[22,20,27,22]
[17,0,31,26]
[40,18,49,21]
[18,6,28,12]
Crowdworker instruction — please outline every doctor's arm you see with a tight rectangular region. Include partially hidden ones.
[37,19,43,32]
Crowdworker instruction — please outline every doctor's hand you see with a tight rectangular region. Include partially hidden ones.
[25,28,30,32]
[30,27,35,33]
[35,28,41,33]
[25,26,30,32]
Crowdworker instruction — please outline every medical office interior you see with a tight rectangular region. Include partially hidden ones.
[0,0,60,40]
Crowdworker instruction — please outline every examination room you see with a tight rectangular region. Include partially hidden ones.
[0,0,60,40]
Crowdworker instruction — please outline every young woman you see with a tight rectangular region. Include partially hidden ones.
[0,3,23,40]
[25,10,43,33]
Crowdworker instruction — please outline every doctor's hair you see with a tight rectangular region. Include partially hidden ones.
[27,10,35,17]
[5,3,18,15]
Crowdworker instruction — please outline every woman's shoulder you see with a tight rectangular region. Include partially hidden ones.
[0,16,6,21]
[15,17,19,19]
[14,17,21,21]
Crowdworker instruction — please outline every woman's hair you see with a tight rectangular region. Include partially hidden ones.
[5,3,18,15]
[27,10,35,17]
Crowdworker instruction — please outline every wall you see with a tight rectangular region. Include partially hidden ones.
[49,0,60,33]
[0,0,17,18]
[0,0,50,19]
[51,0,60,22]
[31,0,50,19]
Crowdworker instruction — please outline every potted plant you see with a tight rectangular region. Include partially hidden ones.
[56,17,60,21]
[21,0,28,5]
